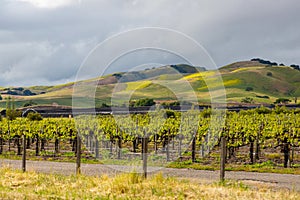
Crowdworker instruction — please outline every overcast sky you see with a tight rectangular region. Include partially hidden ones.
[0,0,299,86]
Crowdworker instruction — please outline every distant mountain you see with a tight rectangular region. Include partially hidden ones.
[0,61,299,108]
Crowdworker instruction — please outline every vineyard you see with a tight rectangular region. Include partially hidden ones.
[0,106,300,172]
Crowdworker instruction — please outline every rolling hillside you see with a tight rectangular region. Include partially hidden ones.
[0,61,299,108]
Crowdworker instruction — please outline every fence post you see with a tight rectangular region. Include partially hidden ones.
[142,133,148,179]
[192,135,196,162]
[95,137,99,159]
[220,136,226,181]
[22,134,26,172]
[76,134,81,175]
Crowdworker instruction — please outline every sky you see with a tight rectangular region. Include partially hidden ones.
[0,0,299,86]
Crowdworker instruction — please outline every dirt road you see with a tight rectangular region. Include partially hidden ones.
[1,159,299,191]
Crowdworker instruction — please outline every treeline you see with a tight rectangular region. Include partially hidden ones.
[251,58,300,70]
[0,87,37,96]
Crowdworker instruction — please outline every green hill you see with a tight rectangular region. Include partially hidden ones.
[219,62,300,103]
[0,61,299,108]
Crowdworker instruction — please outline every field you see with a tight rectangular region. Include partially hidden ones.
[0,167,299,199]
[0,107,299,173]
[0,86,300,199]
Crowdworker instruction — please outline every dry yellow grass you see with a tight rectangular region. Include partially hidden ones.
[181,71,216,81]
[126,80,152,91]
[231,66,265,73]
[0,167,299,199]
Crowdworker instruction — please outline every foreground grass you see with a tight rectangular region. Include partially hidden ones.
[0,168,299,199]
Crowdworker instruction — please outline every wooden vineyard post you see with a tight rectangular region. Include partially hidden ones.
[54,138,59,156]
[192,135,196,162]
[132,137,137,153]
[17,136,22,155]
[283,138,289,168]
[220,136,226,181]
[95,137,99,159]
[250,140,254,164]
[178,127,182,160]
[166,129,170,161]
[0,136,3,154]
[8,121,10,151]
[22,134,26,172]
[178,134,183,161]
[76,134,81,175]
[109,139,113,156]
[117,136,122,160]
[35,134,39,156]
[154,134,158,154]
[142,131,148,179]
[256,123,263,161]
[166,136,170,161]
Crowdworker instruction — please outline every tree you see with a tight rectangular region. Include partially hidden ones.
[131,98,156,107]
[241,97,254,104]
[23,100,37,107]
[6,96,21,120]
[245,87,253,91]
[7,90,18,95]
[274,98,290,104]
[290,64,300,70]
[100,103,110,108]
[5,96,21,152]
[255,106,271,114]
[23,89,36,96]
[266,72,273,77]
[251,58,278,66]
[165,110,176,118]
[27,112,42,121]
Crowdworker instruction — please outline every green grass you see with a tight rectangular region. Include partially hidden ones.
[168,160,217,171]
[0,151,102,164]
[168,159,300,175]
[0,167,299,199]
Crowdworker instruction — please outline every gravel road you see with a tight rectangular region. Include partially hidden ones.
[1,159,299,191]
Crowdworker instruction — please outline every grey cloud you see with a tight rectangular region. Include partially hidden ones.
[0,0,299,86]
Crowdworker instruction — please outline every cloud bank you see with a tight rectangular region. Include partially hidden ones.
[0,0,299,86]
